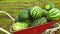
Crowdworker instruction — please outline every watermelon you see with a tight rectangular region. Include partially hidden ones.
[45,3,55,10]
[30,6,43,19]
[30,17,47,27]
[15,10,29,22]
[42,9,48,17]
[13,22,29,31]
[47,8,60,20]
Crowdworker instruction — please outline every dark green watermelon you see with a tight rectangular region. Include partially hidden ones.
[15,10,29,22]
[30,17,47,27]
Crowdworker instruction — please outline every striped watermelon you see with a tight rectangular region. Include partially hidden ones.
[30,6,43,19]
[47,8,60,20]
[13,22,29,31]
[30,17,47,27]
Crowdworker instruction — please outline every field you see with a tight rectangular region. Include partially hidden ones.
[0,0,60,34]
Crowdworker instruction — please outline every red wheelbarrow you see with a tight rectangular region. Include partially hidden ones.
[0,11,60,34]
[10,19,60,34]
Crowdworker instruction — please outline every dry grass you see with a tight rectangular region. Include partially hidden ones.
[0,0,60,34]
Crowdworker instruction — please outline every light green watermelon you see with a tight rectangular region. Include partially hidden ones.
[47,8,60,20]
[13,22,29,31]
[30,6,43,19]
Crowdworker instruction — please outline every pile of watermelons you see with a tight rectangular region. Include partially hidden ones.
[12,3,60,31]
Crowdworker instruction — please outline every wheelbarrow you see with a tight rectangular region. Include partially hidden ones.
[10,20,60,34]
[0,11,60,34]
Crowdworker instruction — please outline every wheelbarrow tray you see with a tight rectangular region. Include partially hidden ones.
[10,19,60,34]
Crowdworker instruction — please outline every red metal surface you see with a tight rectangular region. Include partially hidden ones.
[14,20,60,34]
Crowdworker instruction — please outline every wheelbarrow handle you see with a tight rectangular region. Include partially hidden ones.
[0,11,15,21]
[0,11,15,34]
